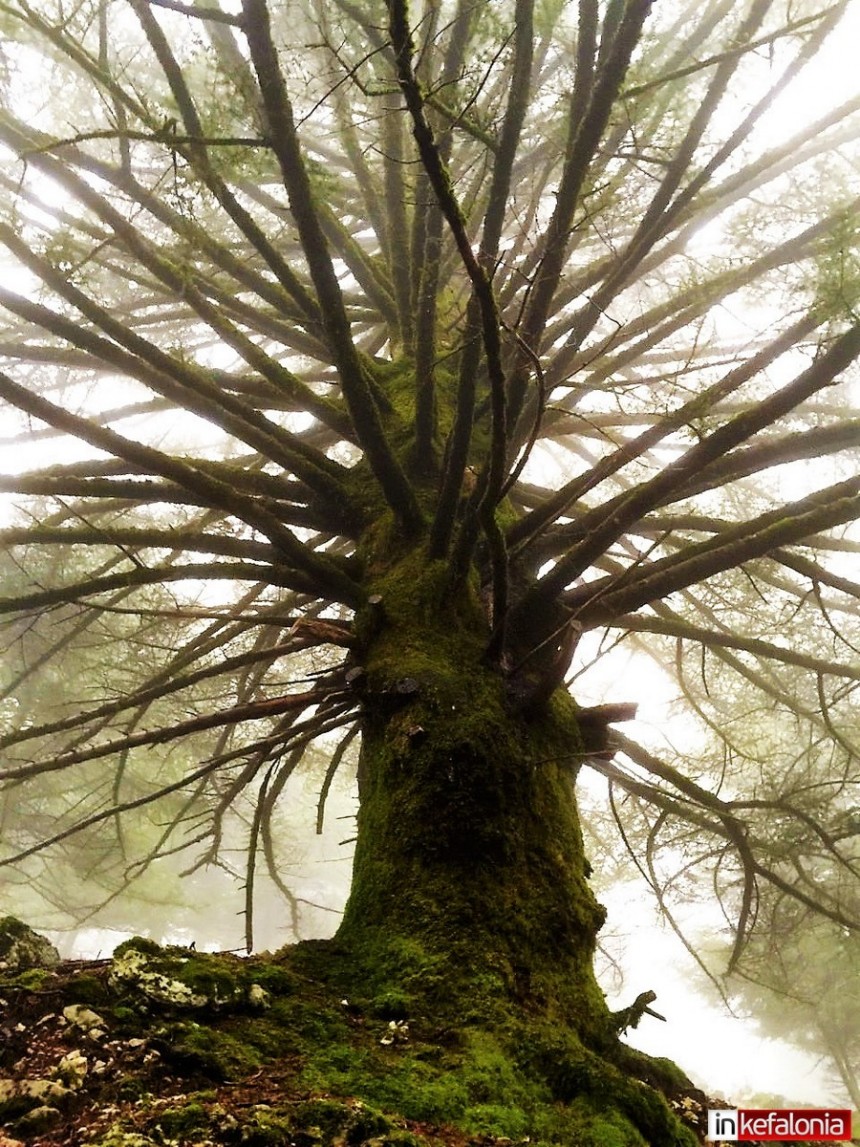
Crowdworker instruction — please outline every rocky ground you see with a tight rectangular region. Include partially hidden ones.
[0,919,853,1147]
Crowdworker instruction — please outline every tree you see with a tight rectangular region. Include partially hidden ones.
[1,0,859,1141]
[649,648,860,1110]
[715,919,860,1110]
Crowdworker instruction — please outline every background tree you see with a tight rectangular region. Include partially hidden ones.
[1,0,859,1141]
[628,640,860,1110]
[699,916,860,1111]
[0,531,348,950]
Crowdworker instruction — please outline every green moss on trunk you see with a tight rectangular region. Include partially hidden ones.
[325,545,698,1145]
[340,547,602,1011]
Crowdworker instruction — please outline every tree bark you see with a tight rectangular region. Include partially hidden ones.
[324,542,696,1146]
[341,566,604,1024]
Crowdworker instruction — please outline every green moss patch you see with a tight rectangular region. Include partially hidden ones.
[0,934,705,1146]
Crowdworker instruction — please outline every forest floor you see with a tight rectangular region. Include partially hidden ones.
[0,931,853,1147]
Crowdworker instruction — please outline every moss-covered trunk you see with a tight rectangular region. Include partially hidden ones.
[338,557,606,1032]
[323,543,697,1145]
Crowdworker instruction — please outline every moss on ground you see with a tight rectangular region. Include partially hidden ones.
[0,934,704,1146]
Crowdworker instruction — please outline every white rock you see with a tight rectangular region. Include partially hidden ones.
[55,1049,88,1088]
[109,948,208,1009]
[248,984,270,1009]
[0,1079,72,1104]
[0,919,60,970]
[63,1004,105,1031]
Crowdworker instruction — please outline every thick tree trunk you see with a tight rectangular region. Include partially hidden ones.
[323,544,697,1146]
[339,574,606,1031]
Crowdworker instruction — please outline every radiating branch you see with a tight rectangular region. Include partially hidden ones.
[0,369,364,605]
[241,0,423,533]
